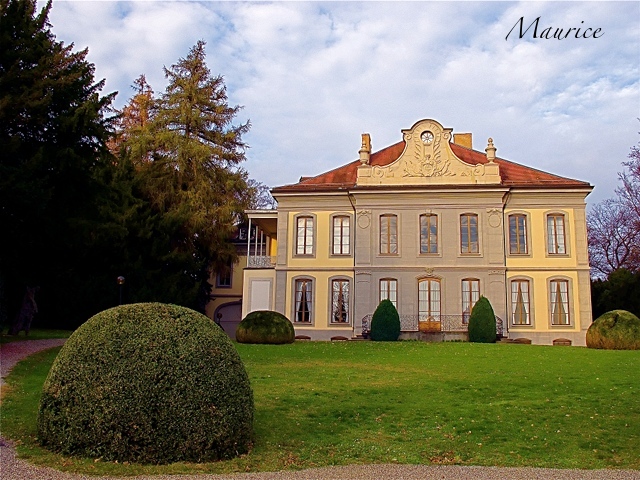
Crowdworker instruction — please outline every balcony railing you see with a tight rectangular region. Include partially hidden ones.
[360,314,504,338]
[247,255,276,268]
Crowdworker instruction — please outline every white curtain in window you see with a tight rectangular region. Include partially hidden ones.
[511,281,530,325]
[551,280,569,325]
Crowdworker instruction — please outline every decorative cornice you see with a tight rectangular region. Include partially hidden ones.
[355,270,372,276]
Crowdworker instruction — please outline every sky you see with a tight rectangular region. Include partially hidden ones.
[42,1,639,206]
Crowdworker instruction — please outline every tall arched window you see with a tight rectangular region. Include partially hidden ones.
[461,279,480,323]
[294,278,313,323]
[550,279,570,325]
[418,279,441,320]
[511,279,531,325]
[332,215,350,255]
[330,279,350,324]
[380,214,398,254]
[460,213,479,254]
[379,278,398,308]
[509,214,528,254]
[296,216,314,255]
[547,214,566,254]
[420,214,438,254]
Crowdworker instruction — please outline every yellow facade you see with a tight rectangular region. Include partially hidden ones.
[284,270,354,331]
[287,211,354,269]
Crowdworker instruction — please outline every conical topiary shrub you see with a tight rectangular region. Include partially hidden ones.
[236,310,295,344]
[468,296,497,343]
[370,299,401,341]
[586,310,640,350]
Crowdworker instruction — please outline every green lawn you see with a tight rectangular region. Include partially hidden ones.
[1,342,639,476]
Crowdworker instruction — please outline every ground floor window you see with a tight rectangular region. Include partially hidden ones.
[550,279,570,325]
[331,279,350,323]
[461,279,480,324]
[511,280,531,325]
[418,279,441,320]
[294,279,313,323]
[379,278,398,308]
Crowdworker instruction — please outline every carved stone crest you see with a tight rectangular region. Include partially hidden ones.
[403,128,454,178]
[355,119,502,187]
[357,210,371,229]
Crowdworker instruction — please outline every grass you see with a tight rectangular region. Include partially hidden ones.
[1,342,639,476]
[0,328,73,344]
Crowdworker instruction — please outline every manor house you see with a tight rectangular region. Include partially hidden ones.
[209,118,593,346]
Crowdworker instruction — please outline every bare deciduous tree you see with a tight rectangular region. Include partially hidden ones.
[588,136,640,278]
[588,198,640,277]
[617,143,640,229]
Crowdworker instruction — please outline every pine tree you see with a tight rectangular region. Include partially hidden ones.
[108,74,155,160]
[124,41,253,310]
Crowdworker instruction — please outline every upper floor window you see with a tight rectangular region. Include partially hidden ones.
[461,279,480,323]
[331,279,350,324]
[420,214,438,254]
[547,214,566,255]
[380,214,398,254]
[511,280,531,325]
[509,214,528,254]
[294,278,313,323]
[550,279,570,325]
[379,278,398,308]
[296,216,314,255]
[332,216,350,255]
[460,213,479,254]
[418,278,441,320]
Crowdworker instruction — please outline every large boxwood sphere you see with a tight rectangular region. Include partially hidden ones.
[586,309,640,350]
[236,310,295,344]
[37,303,254,464]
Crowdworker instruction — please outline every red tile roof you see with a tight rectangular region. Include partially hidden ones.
[272,140,591,193]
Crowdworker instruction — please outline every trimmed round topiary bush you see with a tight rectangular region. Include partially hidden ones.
[468,296,497,343]
[370,299,401,341]
[235,310,295,344]
[37,303,254,464]
[586,309,640,350]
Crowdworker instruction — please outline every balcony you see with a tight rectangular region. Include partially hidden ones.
[246,210,278,270]
[247,255,276,269]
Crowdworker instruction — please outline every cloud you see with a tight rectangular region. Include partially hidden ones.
[45,1,639,205]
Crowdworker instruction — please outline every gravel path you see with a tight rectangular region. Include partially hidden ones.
[1,339,639,480]
[0,338,67,388]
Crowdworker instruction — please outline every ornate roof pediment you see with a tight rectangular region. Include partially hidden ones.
[356,119,501,186]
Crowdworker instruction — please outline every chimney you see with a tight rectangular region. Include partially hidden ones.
[359,133,371,165]
[453,133,472,149]
[485,138,496,163]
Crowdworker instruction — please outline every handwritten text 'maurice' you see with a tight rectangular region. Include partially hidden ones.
[506,17,604,41]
